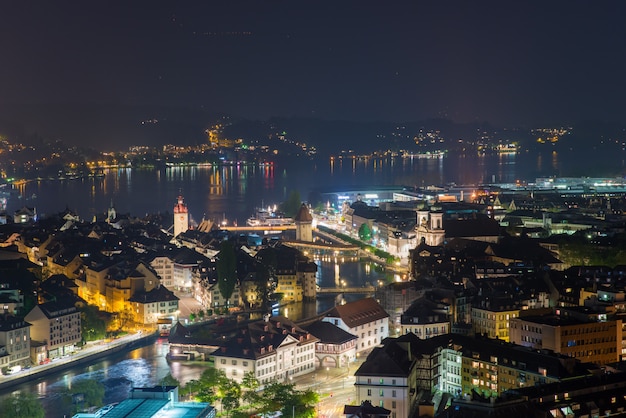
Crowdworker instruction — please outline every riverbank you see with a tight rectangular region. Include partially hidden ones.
[0,332,158,393]
[314,227,409,275]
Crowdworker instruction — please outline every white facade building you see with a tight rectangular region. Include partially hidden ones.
[322,297,389,355]
[212,316,318,385]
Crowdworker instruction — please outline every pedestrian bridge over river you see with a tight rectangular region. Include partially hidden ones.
[317,285,376,294]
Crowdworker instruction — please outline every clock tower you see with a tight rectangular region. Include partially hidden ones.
[173,194,189,237]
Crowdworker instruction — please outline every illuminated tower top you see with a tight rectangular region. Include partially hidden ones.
[174,194,188,214]
[173,194,189,237]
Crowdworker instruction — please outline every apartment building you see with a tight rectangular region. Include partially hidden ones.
[0,316,31,373]
[471,297,520,342]
[25,300,81,359]
[354,335,419,418]
[510,308,622,365]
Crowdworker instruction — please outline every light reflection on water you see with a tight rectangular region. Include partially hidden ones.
[2,341,206,418]
[10,151,623,225]
[3,255,389,417]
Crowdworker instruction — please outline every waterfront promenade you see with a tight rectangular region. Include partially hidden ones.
[0,331,156,392]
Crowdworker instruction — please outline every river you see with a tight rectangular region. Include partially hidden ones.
[0,340,205,418]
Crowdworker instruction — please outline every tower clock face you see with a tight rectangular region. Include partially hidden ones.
[180,216,185,221]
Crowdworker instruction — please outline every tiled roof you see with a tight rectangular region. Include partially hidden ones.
[303,320,357,345]
[325,297,389,328]
[444,218,501,238]
[0,316,30,331]
[214,315,319,360]
[355,340,413,378]
[129,285,179,304]
[38,299,78,319]
[344,400,391,416]
[294,204,313,222]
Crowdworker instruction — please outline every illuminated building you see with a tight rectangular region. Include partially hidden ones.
[173,194,189,238]
[509,308,622,365]
[0,316,31,373]
[471,296,520,342]
[294,203,313,242]
[25,300,80,359]
[322,297,389,355]
[212,315,318,385]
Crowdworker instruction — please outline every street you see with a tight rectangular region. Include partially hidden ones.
[293,358,364,418]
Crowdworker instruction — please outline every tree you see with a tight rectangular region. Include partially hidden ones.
[358,223,372,241]
[241,370,260,392]
[159,373,180,387]
[79,304,107,341]
[258,382,319,418]
[180,379,202,401]
[256,248,277,309]
[241,371,261,407]
[221,379,242,416]
[280,190,301,217]
[0,392,44,418]
[63,378,105,414]
[115,308,135,331]
[217,240,238,303]
[190,368,229,404]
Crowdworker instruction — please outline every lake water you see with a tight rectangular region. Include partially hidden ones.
[7,150,626,224]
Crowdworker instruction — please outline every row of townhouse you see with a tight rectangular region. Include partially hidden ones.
[0,299,82,374]
[76,256,179,328]
[396,289,623,366]
[189,244,317,310]
[354,333,587,418]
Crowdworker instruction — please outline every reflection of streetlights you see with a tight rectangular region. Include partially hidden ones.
[326,366,329,380]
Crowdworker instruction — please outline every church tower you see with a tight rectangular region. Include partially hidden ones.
[173,194,189,237]
[107,199,116,223]
[295,203,313,242]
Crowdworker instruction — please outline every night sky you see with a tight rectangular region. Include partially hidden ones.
[2,1,626,126]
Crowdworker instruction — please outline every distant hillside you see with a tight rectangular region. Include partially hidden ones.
[0,103,221,151]
[0,103,624,156]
